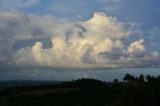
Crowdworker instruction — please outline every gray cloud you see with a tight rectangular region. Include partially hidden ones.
[0,9,59,65]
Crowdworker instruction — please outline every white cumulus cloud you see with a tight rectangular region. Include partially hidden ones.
[11,12,160,68]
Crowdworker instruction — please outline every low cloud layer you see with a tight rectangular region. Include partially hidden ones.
[8,12,159,69]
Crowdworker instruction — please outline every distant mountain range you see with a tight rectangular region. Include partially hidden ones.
[0,80,62,89]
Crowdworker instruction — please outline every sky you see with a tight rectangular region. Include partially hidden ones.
[0,0,160,81]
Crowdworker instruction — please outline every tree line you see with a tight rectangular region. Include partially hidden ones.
[0,73,160,106]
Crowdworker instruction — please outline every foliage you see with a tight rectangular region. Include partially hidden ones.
[0,75,160,106]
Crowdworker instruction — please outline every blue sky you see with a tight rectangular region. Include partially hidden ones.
[0,0,160,81]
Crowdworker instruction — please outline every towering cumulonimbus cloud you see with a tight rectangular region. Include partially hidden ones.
[12,12,160,68]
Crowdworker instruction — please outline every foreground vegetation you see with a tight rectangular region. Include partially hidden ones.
[0,74,160,106]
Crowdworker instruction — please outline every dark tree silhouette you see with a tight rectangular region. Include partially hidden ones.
[113,79,118,83]
[138,74,145,82]
[123,73,135,82]
[146,75,152,82]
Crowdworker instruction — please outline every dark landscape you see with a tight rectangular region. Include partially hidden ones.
[0,74,160,106]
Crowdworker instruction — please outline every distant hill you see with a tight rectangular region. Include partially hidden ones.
[0,80,61,89]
